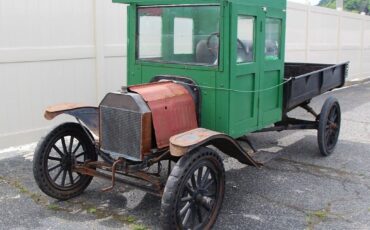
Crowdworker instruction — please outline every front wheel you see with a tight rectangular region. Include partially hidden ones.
[33,122,97,200]
[161,147,225,230]
[318,97,341,156]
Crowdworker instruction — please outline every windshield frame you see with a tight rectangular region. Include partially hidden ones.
[135,4,223,70]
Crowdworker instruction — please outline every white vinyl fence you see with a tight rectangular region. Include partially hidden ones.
[0,0,369,149]
[286,2,370,80]
[0,0,127,148]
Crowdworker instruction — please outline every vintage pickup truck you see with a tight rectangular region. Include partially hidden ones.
[33,0,348,229]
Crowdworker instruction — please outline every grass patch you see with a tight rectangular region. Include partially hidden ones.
[48,204,61,211]
[0,176,49,207]
[13,181,29,194]
[126,216,136,223]
[113,214,138,224]
[306,208,331,230]
[312,210,328,220]
[87,207,97,214]
[1,176,148,229]
[131,224,147,230]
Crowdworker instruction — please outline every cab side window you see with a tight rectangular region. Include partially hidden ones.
[138,15,162,59]
[265,18,282,61]
[174,17,194,55]
[237,16,255,63]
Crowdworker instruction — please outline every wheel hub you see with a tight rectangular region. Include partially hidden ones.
[328,121,337,129]
[195,193,203,203]
[195,193,212,207]
[61,154,74,170]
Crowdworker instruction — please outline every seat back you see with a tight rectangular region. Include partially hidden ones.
[196,40,217,65]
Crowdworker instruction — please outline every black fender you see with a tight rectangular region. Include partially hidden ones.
[44,103,99,137]
[169,128,261,167]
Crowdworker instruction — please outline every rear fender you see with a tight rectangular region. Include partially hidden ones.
[44,103,99,137]
[169,128,261,167]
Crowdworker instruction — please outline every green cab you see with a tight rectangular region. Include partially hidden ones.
[114,0,287,138]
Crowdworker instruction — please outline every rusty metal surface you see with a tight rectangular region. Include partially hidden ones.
[170,128,221,147]
[169,128,260,167]
[44,103,99,136]
[101,159,124,192]
[169,128,220,156]
[73,160,163,196]
[45,103,96,120]
[150,76,202,124]
[99,92,152,161]
[130,82,198,148]
[141,112,153,157]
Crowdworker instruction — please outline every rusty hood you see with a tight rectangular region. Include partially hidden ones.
[129,82,198,148]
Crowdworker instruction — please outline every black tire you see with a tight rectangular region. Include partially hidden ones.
[33,122,97,200]
[161,147,225,230]
[318,97,341,156]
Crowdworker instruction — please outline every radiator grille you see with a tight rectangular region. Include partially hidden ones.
[100,105,142,161]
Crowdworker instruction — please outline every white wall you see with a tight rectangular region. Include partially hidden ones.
[0,0,127,148]
[286,2,370,80]
[0,0,369,149]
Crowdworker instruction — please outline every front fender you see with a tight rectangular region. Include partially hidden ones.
[169,128,261,167]
[44,103,99,136]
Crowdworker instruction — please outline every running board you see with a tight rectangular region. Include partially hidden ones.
[238,137,285,165]
[251,151,285,165]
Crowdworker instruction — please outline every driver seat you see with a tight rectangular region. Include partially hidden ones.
[196,40,218,65]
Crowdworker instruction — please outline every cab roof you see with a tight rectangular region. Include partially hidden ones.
[112,0,286,9]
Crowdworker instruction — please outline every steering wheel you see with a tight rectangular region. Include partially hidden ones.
[206,32,220,60]
[207,32,250,62]
[236,39,249,62]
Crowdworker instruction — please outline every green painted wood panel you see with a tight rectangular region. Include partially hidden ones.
[258,7,286,128]
[229,4,261,137]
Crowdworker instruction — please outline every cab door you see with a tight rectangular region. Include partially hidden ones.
[229,4,262,137]
[258,8,286,128]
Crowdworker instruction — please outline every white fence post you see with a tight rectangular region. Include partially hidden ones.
[305,4,310,62]
[336,10,341,63]
[360,16,365,79]
[94,0,105,103]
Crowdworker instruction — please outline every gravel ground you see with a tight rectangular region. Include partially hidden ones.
[0,82,370,230]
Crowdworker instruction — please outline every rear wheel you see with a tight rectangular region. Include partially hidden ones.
[318,97,341,156]
[33,122,97,200]
[161,147,225,230]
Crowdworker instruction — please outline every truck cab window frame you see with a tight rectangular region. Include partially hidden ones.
[265,17,282,61]
[136,5,221,67]
[236,15,256,64]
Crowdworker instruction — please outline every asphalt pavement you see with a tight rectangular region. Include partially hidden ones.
[1,82,370,230]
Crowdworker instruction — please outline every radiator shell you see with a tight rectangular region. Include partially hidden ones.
[99,92,152,161]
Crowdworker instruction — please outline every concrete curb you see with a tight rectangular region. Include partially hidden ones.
[345,77,370,87]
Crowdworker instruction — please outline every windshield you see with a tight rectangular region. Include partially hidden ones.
[137,5,220,66]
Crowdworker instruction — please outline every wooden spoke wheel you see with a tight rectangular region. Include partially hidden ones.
[161,147,225,230]
[318,97,341,156]
[33,123,97,200]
